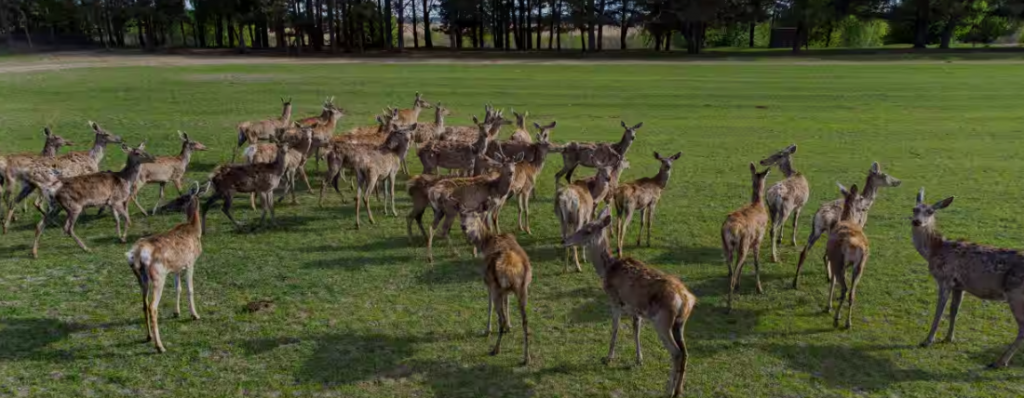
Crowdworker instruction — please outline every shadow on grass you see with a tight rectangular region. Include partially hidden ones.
[649,244,723,265]
[416,257,482,285]
[765,343,942,391]
[0,318,81,361]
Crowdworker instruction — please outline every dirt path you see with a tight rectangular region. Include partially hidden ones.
[2,51,1024,74]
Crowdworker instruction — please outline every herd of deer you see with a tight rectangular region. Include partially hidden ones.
[3,92,1024,397]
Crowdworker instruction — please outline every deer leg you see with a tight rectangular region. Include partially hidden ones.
[573,246,582,272]
[300,163,313,194]
[354,172,364,229]
[441,212,459,257]
[485,288,496,336]
[152,183,166,215]
[944,289,964,343]
[365,176,379,225]
[65,208,90,253]
[32,210,53,259]
[844,257,866,330]
[646,203,657,247]
[389,173,398,217]
[516,193,525,232]
[753,235,765,294]
[137,270,152,342]
[201,194,220,233]
[173,273,182,318]
[635,208,646,247]
[553,165,569,192]
[722,237,735,281]
[991,293,1024,368]
[115,202,131,242]
[793,228,825,289]
[490,292,509,356]
[249,192,257,211]
[618,207,635,256]
[221,195,242,230]
[632,315,643,366]
[518,290,530,366]
[148,272,167,353]
[604,306,622,364]
[652,313,685,398]
[791,207,802,246]
[921,286,950,347]
[185,266,199,320]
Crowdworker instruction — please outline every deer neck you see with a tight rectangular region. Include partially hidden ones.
[187,200,203,239]
[912,224,944,260]
[584,233,615,279]
[179,143,194,167]
[88,139,106,163]
[281,104,293,124]
[751,182,765,205]
[273,150,288,175]
[613,133,634,156]
[41,143,59,157]
[778,158,797,178]
[529,144,550,168]
[860,175,883,204]
[653,167,671,188]
[840,201,855,222]
[116,158,145,187]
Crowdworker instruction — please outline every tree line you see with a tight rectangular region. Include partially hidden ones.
[1,0,1023,54]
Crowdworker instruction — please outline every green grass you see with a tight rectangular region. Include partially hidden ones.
[2,60,1024,397]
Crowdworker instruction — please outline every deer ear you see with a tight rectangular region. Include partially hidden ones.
[138,142,146,151]
[44,127,52,136]
[653,151,661,160]
[670,152,682,161]
[89,121,99,131]
[749,162,756,174]
[632,122,643,130]
[120,143,130,153]
[547,121,557,129]
[933,196,954,210]
[788,144,798,154]
[837,181,849,196]
[178,130,187,141]
[533,122,541,129]
[472,115,480,124]
[916,187,926,204]
[870,162,880,173]
[620,120,627,129]
[407,123,418,132]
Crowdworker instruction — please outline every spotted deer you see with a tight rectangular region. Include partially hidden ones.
[509,109,532,142]
[453,200,532,365]
[412,103,451,144]
[202,142,290,231]
[612,152,682,256]
[424,151,523,263]
[553,121,641,192]
[575,157,629,217]
[824,183,870,330]
[406,173,463,242]
[0,127,74,229]
[130,131,208,216]
[721,163,771,311]
[244,126,314,206]
[556,161,614,272]
[306,105,346,172]
[126,182,208,353]
[295,96,335,126]
[441,106,506,143]
[793,162,900,289]
[495,124,557,235]
[32,143,155,258]
[234,98,292,162]
[562,207,696,398]
[395,92,433,125]
[759,144,810,263]
[912,188,1024,368]
[486,121,557,166]
[323,109,398,187]
[419,116,505,177]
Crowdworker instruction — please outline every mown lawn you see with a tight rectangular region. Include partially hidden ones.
[2,61,1024,397]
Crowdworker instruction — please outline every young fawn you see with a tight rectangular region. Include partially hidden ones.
[793,162,900,289]
[562,207,696,398]
[912,188,1024,368]
[453,200,532,366]
[32,143,155,258]
[234,98,292,162]
[131,131,208,216]
[823,183,870,329]
[612,152,682,256]
[722,163,771,311]
[759,144,810,263]
[127,182,209,353]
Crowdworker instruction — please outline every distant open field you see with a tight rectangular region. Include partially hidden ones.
[1,56,1024,397]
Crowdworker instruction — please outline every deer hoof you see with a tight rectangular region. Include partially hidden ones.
[155,346,167,354]
[602,356,614,366]
[919,340,934,348]
[173,312,180,319]
[489,348,500,356]
[191,314,201,321]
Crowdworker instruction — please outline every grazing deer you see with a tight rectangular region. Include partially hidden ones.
[32,143,155,258]
[0,127,74,229]
[562,207,696,398]
[202,142,290,231]
[425,151,524,263]
[234,98,292,162]
[824,183,870,329]
[419,116,503,177]
[244,126,314,206]
[126,182,208,353]
[912,188,1024,368]
[496,124,557,235]
[509,109,532,142]
[759,144,810,263]
[721,163,771,311]
[793,162,900,289]
[453,200,532,365]
[130,131,208,216]
[556,162,614,272]
[553,121,642,192]
[612,152,682,256]
[395,92,433,125]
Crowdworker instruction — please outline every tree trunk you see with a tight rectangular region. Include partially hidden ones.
[791,19,803,53]
[824,22,833,47]
[275,12,286,48]
[748,21,755,47]
[412,0,419,48]
[555,0,561,50]
[619,0,628,49]
[596,0,605,50]
[913,0,929,49]
[215,16,225,47]
[328,0,337,51]
[422,0,432,47]
[397,0,405,50]
[664,28,671,51]
[580,26,585,52]
[586,0,595,51]
[535,0,542,49]
[549,0,556,49]
[939,13,961,49]
[384,0,394,48]
[511,0,520,49]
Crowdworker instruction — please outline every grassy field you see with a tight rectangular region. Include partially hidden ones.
[2,60,1024,397]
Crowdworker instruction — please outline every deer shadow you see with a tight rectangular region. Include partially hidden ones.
[416,257,483,285]
[649,244,723,266]
[764,342,943,391]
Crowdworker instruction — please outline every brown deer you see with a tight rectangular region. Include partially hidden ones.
[294,96,335,127]
[912,188,1024,368]
[418,116,504,177]
[759,144,810,263]
[0,127,74,229]
[509,109,532,142]
[244,126,314,206]
[234,98,292,162]
[323,110,398,188]
[793,162,900,289]
[126,182,208,353]
[412,103,451,144]
[424,151,523,263]
[452,200,532,365]
[485,121,557,166]
[306,105,346,172]
[495,124,557,235]
[130,131,208,216]
[406,173,463,242]
[441,106,505,143]
[202,142,290,231]
[395,92,432,125]
[556,162,614,272]
[32,143,155,258]
[824,183,870,330]
[553,121,641,192]
[562,207,696,398]
[575,157,629,218]
[721,163,771,311]
[346,123,417,228]
[612,152,682,256]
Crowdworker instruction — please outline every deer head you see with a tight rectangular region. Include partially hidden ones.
[563,206,614,248]
[178,131,208,152]
[512,109,529,129]
[122,142,156,164]
[452,199,490,241]
[413,92,433,109]
[533,121,556,142]
[43,126,75,148]
[911,187,954,228]
[620,120,643,140]
[758,144,797,168]
[88,121,123,145]
[654,151,682,172]
[867,161,901,189]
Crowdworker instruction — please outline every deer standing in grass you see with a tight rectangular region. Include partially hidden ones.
[294,96,335,127]
[406,173,463,242]
[556,161,614,272]
[793,162,900,289]
[244,126,314,206]
[613,152,682,256]
[126,182,208,353]
[912,188,1024,368]
[0,127,74,231]
[553,121,641,192]
[130,131,208,216]
[562,207,696,398]
[425,151,523,263]
[202,142,290,231]
[32,143,154,258]
[721,163,771,311]
[509,110,532,142]
[412,103,451,144]
[419,116,506,177]
[305,105,345,172]
[395,92,433,126]
[496,123,557,234]
[453,200,532,365]
[823,183,870,329]
[759,144,809,263]
[234,98,292,162]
